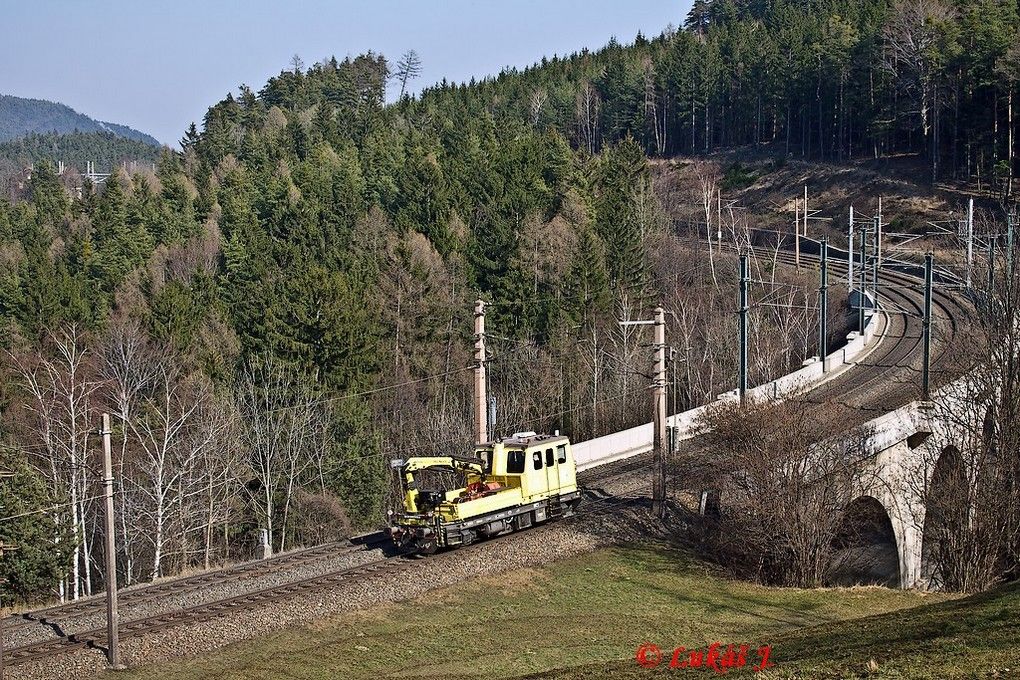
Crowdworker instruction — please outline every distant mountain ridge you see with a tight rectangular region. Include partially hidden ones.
[0,94,160,146]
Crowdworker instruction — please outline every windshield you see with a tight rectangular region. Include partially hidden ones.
[474,447,494,474]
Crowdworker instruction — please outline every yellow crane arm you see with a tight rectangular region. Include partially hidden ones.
[392,455,486,513]
[395,455,485,476]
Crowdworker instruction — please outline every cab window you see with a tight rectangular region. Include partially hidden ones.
[477,449,493,474]
[507,450,525,473]
[532,451,542,470]
[545,448,554,466]
[557,444,567,464]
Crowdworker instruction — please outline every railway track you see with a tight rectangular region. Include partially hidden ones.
[664,241,973,485]
[4,539,370,629]
[774,250,969,419]
[3,242,971,672]
[3,458,649,668]
[3,534,391,640]
[716,239,970,423]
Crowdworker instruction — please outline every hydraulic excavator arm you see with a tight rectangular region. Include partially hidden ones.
[392,455,486,513]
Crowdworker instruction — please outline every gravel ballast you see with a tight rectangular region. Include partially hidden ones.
[11,458,656,680]
[5,545,380,650]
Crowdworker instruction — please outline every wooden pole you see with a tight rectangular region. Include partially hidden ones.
[795,198,801,269]
[101,414,123,669]
[0,470,16,679]
[652,307,667,519]
[803,184,809,237]
[473,301,488,445]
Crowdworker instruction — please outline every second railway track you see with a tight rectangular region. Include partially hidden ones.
[3,242,972,672]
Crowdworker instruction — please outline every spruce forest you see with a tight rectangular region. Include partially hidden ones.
[1,0,1017,603]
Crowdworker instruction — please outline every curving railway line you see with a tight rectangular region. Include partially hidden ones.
[718,236,971,424]
[777,247,970,422]
[2,242,973,673]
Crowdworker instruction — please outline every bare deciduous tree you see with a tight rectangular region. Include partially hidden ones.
[688,400,872,587]
[234,355,321,553]
[529,88,548,128]
[910,233,1020,591]
[575,81,601,155]
[692,160,721,288]
[127,355,218,579]
[9,326,99,600]
[882,0,958,182]
[99,319,155,585]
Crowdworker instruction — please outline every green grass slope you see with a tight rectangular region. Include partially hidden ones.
[524,573,1020,679]
[116,544,963,680]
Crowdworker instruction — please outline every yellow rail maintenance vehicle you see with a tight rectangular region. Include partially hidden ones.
[388,432,581,554]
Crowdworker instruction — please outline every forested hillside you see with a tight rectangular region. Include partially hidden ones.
[0,131,161,170]
[0,0,1016,605]
[0,94,160,145]
[0,131,163,197]
[443,0,1017,192]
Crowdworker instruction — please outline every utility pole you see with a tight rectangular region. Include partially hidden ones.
[100,414,122,669]
[819,238,829,369]
[795,198,801,269]
[848,205,855,289]
[738,252,749,401]
[858,228,867,334]
[967,197,974,289]
[618,309,668,518]
[653,307,666,519]
[474,300,488,445]
[922,254,934,400]
[877,197,883,266]
[0,466,14,680]
[871,216,880,296]
[803,184,809,239]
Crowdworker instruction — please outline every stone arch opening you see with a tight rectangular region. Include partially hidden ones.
[921,445,967,590]
[827,495,900,587]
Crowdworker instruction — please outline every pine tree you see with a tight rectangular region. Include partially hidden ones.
[91,170,153,292]
[592,137,648,296]
[0,450,72,604]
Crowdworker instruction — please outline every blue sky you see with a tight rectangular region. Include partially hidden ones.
[3,1,687,146]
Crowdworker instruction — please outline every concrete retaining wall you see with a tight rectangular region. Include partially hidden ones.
[574,291,882,471]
